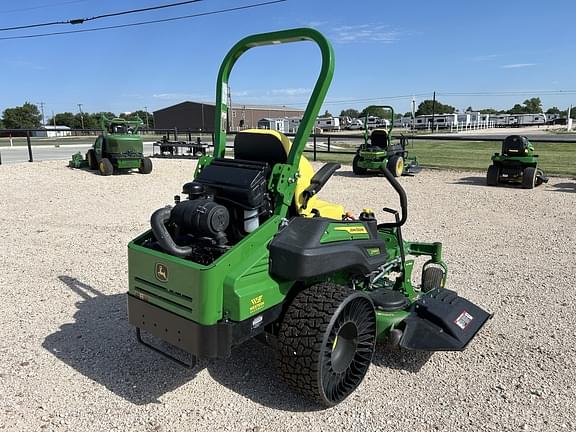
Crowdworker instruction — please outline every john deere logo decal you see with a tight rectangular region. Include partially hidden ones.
[155,263,168,282]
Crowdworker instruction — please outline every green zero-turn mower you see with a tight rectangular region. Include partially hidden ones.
[72,116,152,176]
[127,28,490,407]
[352,106,420,177]
[487,135,548,188]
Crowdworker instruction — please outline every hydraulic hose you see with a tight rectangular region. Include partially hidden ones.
[150,206,192,258]
[377,167,408,228]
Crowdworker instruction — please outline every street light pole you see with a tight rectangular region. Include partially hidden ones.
[38,102,46,126]
[77,103,85,129]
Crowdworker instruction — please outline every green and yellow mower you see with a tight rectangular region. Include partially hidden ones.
[69,116,152,175]
[127,28,490,407]
[487,135,548,188]
[352,106,420,177]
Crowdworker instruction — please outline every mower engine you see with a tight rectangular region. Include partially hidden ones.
[148,158,273,264]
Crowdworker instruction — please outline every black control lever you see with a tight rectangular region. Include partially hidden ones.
[381,207,406,271]
[377,167,408,229]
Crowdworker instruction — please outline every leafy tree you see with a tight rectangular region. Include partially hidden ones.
[507,103,525,114]
[339,108,360,118]
[120,110,154,127]
[545,106,562,115]
[523,97,542,114]
[359,105,390,119]
[415,100,455,116]
[318,110,333,118]
[479,108,501,114]
[47,112,76,127]
[2,102,42,129]
[465,106,473,112]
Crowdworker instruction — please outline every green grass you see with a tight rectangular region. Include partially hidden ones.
[309,140,576,176]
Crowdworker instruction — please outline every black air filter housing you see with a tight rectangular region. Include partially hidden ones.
[195,158,268,209]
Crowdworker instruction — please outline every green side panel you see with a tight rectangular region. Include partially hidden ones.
[358,159,385,169]
[128,236,223,325]
[106,135,143,154]
[116,158,141,169]
[491,154,539,164]
[320,223,371,243]
[128,216,289,325]
[359,150,386,159]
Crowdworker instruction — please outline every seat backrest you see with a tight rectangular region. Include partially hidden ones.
[370,129,389,148]
[233,129,289,165]
[233,129,343,219]
[502,135,529,155]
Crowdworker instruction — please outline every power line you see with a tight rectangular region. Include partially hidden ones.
[0,0,204,32]
[0,0,288,40]
[0,1,89,15]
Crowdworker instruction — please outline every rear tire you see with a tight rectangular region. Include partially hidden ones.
[278,282,376,407]
[352,154,367,175]
[486,165,500,186]
[139,157,153,174]
[98,158,113,176]
[422,266,445,293]
[387,155,404,177]
[86,149,98,170]
[522,166,537,189]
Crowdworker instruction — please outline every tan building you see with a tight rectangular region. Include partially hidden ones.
[153,101,304,132]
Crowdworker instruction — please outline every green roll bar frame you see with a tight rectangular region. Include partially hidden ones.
[212,28,334,167]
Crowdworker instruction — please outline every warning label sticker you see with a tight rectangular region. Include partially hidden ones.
[454,310,474,330]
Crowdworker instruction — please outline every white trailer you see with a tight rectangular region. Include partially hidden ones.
[315,116,341,131]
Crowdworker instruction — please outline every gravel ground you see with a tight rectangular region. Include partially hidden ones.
[1,159,575,432]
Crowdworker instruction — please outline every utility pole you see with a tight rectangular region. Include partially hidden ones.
[143,106,150,129]
[38,102,46,126]
[568,105,573,131]
[77,103,85,129]
[411,96,416,131]
[431,91,436,132]
[52,110,56,127]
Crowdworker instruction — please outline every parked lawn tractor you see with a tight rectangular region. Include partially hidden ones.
[487,135,548,188]
[352,106,420,176]
[70,116,152,176]
[127,28,490,407]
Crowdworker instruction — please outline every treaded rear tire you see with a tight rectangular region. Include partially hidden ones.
[486,165,500,186]
[277,282,376,407]
[98,158,113,176]
[522,166,537,189]
[387,155,404,177]
[352,154,367,175]
[86,149,98,170]
[139,157,153,174]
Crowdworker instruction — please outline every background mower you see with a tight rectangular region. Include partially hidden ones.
[127,28,490,407]
[352,105,420,176]
[70,116,152,176]
[487,135,548,188]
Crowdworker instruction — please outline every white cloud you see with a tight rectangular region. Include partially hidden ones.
[470,54,502,62]
[501,63,536,69]
[152,93,207,100]
[269,88,311,97]
[331,24,400,43]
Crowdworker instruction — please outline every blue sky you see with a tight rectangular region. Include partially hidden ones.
[1,0,575,118]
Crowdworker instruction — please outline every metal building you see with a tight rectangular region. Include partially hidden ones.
[153,101,304,131]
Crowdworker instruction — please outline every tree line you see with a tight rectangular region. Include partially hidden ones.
[338,98,575,119]
[0,102,154,129]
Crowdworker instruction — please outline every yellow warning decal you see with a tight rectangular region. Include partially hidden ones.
[334,226,368,234]
[249,295,265,314]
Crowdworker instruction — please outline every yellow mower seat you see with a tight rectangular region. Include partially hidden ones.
[234,129,344,220]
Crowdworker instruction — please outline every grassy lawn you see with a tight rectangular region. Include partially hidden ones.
[309,140,576,176]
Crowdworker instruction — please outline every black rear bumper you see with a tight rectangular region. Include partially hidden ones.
[127,295,281,360]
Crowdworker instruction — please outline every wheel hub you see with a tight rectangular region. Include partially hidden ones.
[331,321,359,373]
